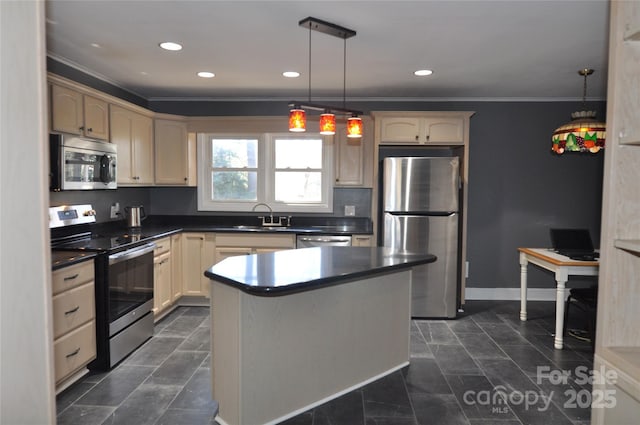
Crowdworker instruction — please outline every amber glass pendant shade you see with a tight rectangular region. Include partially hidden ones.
[289,109,306,132]
[319,113,336,135]
[347,116,363,138]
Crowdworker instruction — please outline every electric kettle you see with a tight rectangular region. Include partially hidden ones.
[124,206,145,228]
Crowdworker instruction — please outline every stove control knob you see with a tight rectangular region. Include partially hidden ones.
[84,209,97,216]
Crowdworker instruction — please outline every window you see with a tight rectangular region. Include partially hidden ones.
[198,133,333,212]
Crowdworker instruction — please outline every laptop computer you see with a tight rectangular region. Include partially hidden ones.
[550,228,599,261]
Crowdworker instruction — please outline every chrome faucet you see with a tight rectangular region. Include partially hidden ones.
[251,203,290,227]
[251,203,274,225]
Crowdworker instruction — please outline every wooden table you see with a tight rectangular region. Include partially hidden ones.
[518,248,599,349]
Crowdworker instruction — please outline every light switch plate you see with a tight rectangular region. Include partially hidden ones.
[344,205,355,216]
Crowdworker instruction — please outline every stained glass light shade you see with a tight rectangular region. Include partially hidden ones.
[347,116,363,138]
[551,111,605,154]
[289,109,306,132]
[319,113,336,135]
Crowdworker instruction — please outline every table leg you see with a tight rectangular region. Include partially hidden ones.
[554,278,567,349]
[519,253,528,321]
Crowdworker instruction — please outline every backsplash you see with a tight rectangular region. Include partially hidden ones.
[49,186,372,223]
[49,187,151,224]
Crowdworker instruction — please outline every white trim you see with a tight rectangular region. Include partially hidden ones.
[213,361,410,425]
[146,95,606,103]
[197,133,333,213]
[465,287,562,301]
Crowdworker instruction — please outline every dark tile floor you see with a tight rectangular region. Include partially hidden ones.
[56,301,594,425]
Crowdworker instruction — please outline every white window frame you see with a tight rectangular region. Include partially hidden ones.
[197,132,333,213]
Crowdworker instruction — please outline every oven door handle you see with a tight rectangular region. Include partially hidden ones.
[108,242,157,265]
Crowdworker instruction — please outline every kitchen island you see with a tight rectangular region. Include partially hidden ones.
[204,246,436,425]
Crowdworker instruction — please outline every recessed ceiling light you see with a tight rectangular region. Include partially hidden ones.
[159,42,182,51]
[140,71,148,76]
[414,69,433,76]
[90,43,102,48]
[283,71,300,78]
[197,71,215,78]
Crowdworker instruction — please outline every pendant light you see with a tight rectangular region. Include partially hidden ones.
[347,115,363,138]
[288,17,363,136]
[551,68,606,154]
[288,108,306,132]
[319,112,336,135]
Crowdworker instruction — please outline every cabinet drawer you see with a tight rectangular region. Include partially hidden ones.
[52,260,94,294]
[154,237,171,256]
[215,233,296,249]
[52,281,95,339]
[54,320,96,384]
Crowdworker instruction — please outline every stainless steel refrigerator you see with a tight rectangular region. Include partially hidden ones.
[382,156,460,318]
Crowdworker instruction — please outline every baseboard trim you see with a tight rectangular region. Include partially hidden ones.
[465,287,562,301]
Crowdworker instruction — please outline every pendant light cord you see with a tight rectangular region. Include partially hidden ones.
[582,71,588,110]
[343,38,347,110]
[308,23,312,102]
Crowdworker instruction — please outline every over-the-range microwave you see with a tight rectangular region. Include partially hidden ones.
[50,133,117,191]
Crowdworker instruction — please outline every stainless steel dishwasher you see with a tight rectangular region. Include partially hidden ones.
[296,235,352,248]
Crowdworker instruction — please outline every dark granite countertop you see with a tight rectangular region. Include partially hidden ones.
[205,246,436,296]
[51,251,98,270]
[148,215,373,235]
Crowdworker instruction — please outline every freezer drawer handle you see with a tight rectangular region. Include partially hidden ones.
[63,274,79,281]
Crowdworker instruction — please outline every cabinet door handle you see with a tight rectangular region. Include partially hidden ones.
[63,274,79,281]
[66,348,80,358]
[64,306,80,315]
[415,135,419,141]
[87,128,93,132]
[79,126,85,131]
[184,177,188,181]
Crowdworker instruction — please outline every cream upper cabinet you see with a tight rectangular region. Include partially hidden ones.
[110,105,154,185]
[155,119,195,186]
[334,127,364,186]
[379,115,465,145]
[50,84,109,140]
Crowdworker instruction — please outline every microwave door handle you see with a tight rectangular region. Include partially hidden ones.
[99,155,110,184]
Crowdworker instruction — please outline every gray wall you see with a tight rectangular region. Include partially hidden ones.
[48,62,605,291]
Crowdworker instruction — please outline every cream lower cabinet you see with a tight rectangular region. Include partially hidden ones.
[182,233,215,297]
[170,234,183,302]
[213,233,296,264]
[110,105,154,185]
[352,235,373,247]
[153,237,172,317]
[51,259,96,389]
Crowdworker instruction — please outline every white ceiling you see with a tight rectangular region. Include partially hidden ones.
[45,0,610,102]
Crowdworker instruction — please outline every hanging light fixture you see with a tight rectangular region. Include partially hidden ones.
[288,108,306,132]
[319,112,336,135]
[551,68,606,154]
[288,17,363,137]
[347,115,363,138]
